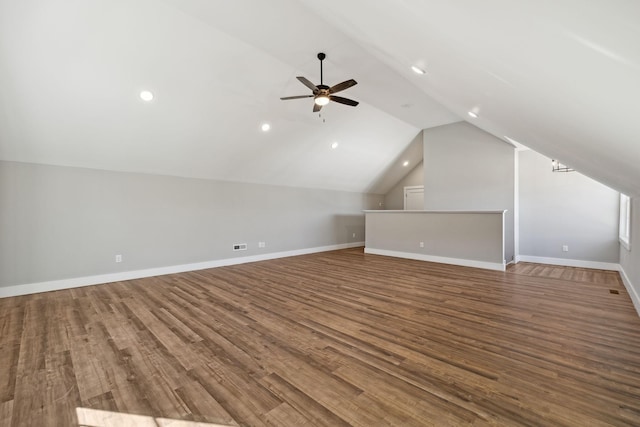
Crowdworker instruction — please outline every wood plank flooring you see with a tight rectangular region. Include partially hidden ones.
[1,248,640,426]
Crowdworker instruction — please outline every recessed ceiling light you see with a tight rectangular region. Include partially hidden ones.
[139,90,154,101]
[411,65,426,75]
[331,142,339,149]
[467,111,478,118]
[261,123,271,132]
[403,160,410,167]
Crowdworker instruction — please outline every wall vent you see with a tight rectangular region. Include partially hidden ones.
[233,243,248,251]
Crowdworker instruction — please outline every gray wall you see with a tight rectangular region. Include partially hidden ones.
[0,161,382,288]
[620,197,640,309]
[384,161,423,210]
[423,122,515,262]
[365,211,505,266]
[518,150,619,262]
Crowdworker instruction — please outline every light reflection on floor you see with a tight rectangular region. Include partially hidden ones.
[76,407,235,427]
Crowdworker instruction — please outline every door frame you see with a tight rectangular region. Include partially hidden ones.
[404,185,424,210]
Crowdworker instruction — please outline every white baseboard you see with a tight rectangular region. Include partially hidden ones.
[618,266,640,317]
[364,248,505,272]
[0,242,365,299]
[516,255,619,271]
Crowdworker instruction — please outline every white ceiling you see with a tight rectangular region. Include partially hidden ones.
[1,0,638,197]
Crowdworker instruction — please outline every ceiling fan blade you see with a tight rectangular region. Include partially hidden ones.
[280,95,314,100]
[313,103,322,113]
[330,95,359,107]
[329,79,357,94]
[297,76,318,93]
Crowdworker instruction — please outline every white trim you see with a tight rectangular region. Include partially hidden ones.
[620,237,632,251]
[619,194,631,251]
[364,248,506,272]
[403,185,424,210]
[618,266,640,317]
[0,242,365,299]
[501,209,506,264]
[516,255,619,271]
[364,209,507,214]
[513,152,519,263]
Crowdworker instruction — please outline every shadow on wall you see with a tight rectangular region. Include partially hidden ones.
[334,214,366,244]
[365,131,424,195]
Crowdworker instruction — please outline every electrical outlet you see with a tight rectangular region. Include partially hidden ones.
[115,254,122,263]
[419,242,424,248]
[352,233,356,238]
[562,245,569,252]
[258,241,266,248]
[233,243,248,251]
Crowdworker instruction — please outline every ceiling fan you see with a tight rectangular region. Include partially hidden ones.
[280,53,359,112]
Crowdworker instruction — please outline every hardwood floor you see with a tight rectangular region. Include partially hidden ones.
[1,248,640,426]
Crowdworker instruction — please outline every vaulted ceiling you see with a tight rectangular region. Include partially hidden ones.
[1,0,638,197]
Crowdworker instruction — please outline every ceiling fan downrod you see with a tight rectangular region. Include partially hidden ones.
[318,52,325,86]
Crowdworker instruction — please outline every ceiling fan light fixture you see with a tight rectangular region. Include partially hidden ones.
[315,95,330,106]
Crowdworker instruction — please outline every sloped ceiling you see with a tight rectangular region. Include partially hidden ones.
[300,0,640,198]
[1,0,638,197]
